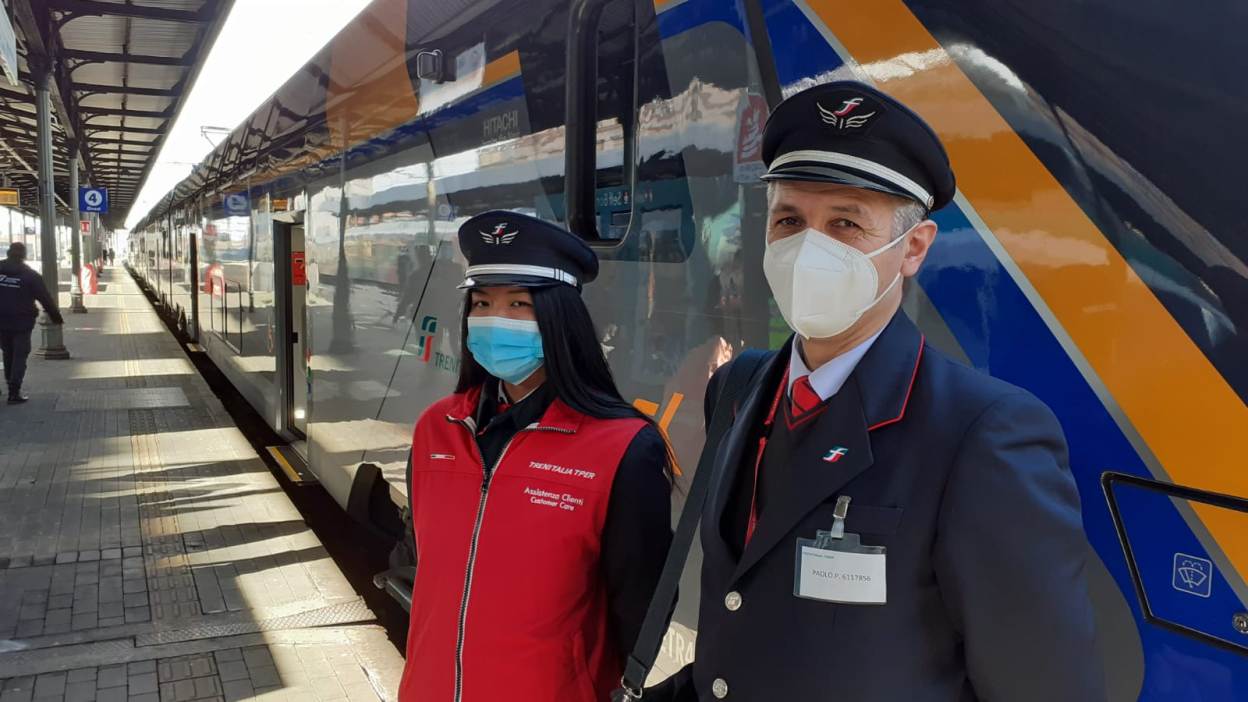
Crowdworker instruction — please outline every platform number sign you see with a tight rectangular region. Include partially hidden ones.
[224,192,249,217]
[79,186,108,213]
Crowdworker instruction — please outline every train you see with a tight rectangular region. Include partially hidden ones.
[127,0,1248,697]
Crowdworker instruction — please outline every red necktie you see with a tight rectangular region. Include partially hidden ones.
[790,375,821,416]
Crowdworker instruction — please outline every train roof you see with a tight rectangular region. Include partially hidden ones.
[134,0,500,230]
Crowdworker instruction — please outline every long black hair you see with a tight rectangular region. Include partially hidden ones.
[455,284,676,480]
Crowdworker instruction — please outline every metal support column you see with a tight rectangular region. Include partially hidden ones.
[69,146,86,312]
[34,60,70,359]
[3,174,11,246]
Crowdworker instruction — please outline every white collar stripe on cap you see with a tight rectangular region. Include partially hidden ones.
[464,263,578,286]
[768,149,934,208]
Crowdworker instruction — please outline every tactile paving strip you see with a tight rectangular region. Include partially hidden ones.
[53,387,190,412]
[0,638,138,679]
[135,600,375,646]
[0,601,375,678]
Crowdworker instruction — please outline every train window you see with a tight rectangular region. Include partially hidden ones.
[402,0,642,241]
[564,0,638,242]
[1104,472,1248,654]
[406,0,557,229]
[202,201,251,355]
[395,0,764,266]
[335,143,441,296]
[575,3,778,393]
[614,6,771,266]
[553,0,775,269]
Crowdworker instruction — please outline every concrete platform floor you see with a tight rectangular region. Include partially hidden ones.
[0,267,404,701]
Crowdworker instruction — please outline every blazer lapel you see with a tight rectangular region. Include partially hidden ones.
[856,313,925,432]
[705,347,789,559]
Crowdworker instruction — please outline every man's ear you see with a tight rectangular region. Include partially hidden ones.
[900,220,937,278]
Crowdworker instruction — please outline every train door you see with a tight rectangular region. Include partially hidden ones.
[274,214,309,442]
[289,223,308,438]
[188,228,198,342]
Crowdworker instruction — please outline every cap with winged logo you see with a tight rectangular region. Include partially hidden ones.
[456,210,599,290]
[762,81,956,212]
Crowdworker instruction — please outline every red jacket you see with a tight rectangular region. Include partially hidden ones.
[399,386,647,702]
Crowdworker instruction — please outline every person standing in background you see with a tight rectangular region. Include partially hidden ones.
[0,242,64,404]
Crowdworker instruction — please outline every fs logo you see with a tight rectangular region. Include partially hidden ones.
[480,222,519,245]
[823,447,849,463]
[817,97,877,130]
[416,315,438,363]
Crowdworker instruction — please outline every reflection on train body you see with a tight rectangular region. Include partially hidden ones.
[127,0,1248,697]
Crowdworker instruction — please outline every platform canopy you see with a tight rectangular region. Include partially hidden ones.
[0,0,233,228]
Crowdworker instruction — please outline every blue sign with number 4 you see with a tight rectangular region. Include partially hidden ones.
[79,187,108,213]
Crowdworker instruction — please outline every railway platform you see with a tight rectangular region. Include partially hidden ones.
[0,267,404,702]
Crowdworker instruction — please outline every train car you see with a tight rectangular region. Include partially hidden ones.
[128,0,1248,696]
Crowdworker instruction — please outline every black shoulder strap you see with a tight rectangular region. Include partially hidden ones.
[615,349,769,700]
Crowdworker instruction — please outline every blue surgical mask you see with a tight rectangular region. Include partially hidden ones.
[466,316,545,385]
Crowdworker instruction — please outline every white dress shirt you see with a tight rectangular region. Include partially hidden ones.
[788,329,885,402]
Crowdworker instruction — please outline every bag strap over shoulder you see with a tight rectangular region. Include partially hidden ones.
[615,348,769,700]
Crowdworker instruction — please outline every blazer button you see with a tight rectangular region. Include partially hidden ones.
[712,678,729,699]
[724,591,742,611]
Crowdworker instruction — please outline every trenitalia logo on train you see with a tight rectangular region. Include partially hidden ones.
[416,315,460,374]
[416,315,437,363]
[126,0,1248,698]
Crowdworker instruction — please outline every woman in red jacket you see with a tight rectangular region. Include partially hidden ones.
[399,210,674,702]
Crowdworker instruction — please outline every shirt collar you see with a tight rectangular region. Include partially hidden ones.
[477,378,553,433]
[788,329,885,402]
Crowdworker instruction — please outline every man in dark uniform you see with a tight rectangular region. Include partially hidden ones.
[650,82,1105,700]
[0,242,64,403]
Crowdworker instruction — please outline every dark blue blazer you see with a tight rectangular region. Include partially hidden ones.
[657,313,1105,701]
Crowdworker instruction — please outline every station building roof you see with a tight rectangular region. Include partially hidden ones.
[1,0,233,227]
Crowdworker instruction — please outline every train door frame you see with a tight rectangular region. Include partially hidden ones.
[187,226,198,342]
[163,224,172,308]
[273,211,309,441]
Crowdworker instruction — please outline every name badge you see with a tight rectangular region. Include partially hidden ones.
[793,495,887,605]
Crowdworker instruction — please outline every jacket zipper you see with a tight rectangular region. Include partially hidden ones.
[447,417,574,702]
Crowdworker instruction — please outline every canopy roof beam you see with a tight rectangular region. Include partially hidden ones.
[63,49,193,66]
[90,136,158,146]
[86,125,166,135]
[51,0,212,24]
[11,0,97,191]
[89,146,154,156]
[72,82,180,98]
[81,106,172,119]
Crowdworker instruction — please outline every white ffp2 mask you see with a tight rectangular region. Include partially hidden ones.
[763,227,908,339]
